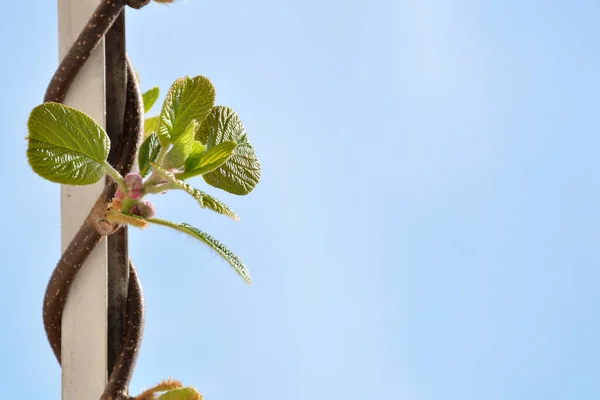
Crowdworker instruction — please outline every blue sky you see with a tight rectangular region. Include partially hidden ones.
[1,0,600,399]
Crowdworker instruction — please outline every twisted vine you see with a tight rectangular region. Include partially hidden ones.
[33,1,261,399]
[43,1,151,399]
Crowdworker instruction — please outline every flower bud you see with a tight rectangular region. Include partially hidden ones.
[130,200,156,219]
[124,173,144,200]
[129,188,143,201]
[125,173,143,190]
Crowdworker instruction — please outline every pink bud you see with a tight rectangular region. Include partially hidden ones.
[129,188,143,201]
[130,200,156,219]
[124,173,144,200]
[124,173,143,190]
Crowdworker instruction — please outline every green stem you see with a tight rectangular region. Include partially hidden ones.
[104,162,127,191]
[120,197,137,213]
[144,182,178,194]
[142,172,162,189]
[106,210,148,229]
[141,141,171,187]
[155,141,170,167]
[143,160,176,192]
[146,217,183,231]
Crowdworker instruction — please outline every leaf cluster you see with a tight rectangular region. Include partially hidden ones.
[27,75,261,283]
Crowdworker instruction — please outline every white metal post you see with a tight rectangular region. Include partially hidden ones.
[57,0,108,399]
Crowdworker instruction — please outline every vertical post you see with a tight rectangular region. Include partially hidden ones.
[57,0,108,399]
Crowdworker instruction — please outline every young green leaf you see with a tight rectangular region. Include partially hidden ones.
[151,163,239,220]
[147,218,251,283]
[158,387,202,400]
[27,102,110,185]
[142,86,160,113]
[157,76,215,146]
[163,120,197,169]
[196,106,260,195]
[144,116,160,139]
[179,140,237,180]
[138,133,162,177]
[183,141,206,171]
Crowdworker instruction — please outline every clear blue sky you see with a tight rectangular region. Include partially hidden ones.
[1,0,599,399]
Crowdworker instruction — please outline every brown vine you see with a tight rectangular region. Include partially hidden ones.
[42,1,149,399]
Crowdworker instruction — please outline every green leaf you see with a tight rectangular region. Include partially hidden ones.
[142,86,160,113]
[27,102,110,185]
[163,120,197,169]
[180,141,236,180]
[196,106,260,195]
[144,116,160,139]
[151,163,239,220]
[183,141,206,172]
[138,133,162,177]
[158,387,202,400]
[147,218,251,283]
[157,76,215,146]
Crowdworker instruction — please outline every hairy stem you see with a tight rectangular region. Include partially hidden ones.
[105,162,128,190]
